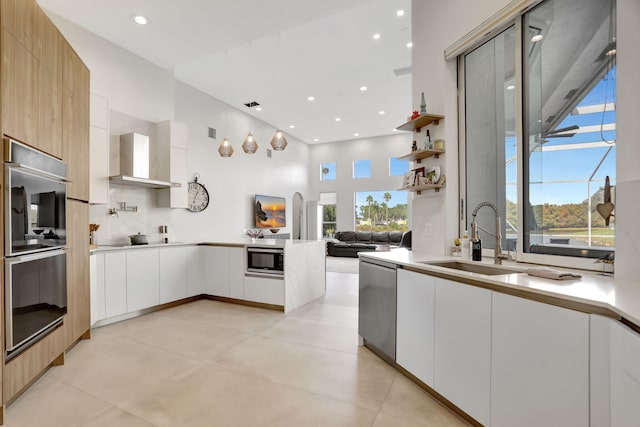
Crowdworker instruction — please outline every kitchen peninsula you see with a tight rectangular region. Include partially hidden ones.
[90,239,325,327]
[359,249,640,427]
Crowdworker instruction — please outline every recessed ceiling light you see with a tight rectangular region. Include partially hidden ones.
[307,96,315,101]
[354,133,359,137]
[406,42,413,48]
[393,129,398,132]
[506,85,515,90]
[335,117,341,122]
[373,33,381,40]
[531,34,543,42]
[360,86,367,92]
[289,125,295,129]
[396,10,405,17]
[378,110,386,115]
[255,107,263,111]
[313,138,319,142]
[132,14,148,25]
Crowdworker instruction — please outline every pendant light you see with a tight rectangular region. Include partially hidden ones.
[218,52,234,157]
[270,129,288,151]
[218,137,234,157]
[242,42,259,154]
[242,130,258,154]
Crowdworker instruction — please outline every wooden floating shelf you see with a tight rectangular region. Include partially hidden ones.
[396,114,444,132]
[399,184,445,195]
[398,148,445,163]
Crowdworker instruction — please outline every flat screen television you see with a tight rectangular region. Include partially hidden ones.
[255,194,286,229]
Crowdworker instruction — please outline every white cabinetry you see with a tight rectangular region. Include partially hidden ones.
[104,252,127,318]
[491,292,589,427]
[229,247,244,299]
[202,246,230,297]
[186,246,203,296]
[434,278,491,427]
[610,319,640,426]
[157,120,188,208]
[244,275,284,305]
[126,249,160,311]
[396,269,435,387]
[89,93,109,204]
[159,247,188,303]
[89,253,106,325]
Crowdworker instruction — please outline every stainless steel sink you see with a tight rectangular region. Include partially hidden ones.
[420,261,520,276]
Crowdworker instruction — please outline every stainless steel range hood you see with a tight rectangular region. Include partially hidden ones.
[109,133,180,189]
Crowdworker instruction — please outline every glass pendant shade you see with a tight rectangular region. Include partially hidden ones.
[270,129,288,151]
[242,132,258,154]
[218,138,234,157]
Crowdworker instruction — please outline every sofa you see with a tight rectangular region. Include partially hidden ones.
[326,231,411,258]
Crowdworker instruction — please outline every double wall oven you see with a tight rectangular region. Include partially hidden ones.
[4,139,68,359]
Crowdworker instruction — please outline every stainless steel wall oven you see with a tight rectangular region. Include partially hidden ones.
[4,139,68,359]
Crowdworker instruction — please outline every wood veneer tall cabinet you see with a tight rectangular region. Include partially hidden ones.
[62,40,90,201]
[0,0,91,422]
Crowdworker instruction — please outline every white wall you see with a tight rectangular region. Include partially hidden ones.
[308,133,412,232]
[50,13,310,244]
[411,0,640,279]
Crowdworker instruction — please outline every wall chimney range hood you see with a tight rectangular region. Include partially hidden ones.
[109,133,180,189]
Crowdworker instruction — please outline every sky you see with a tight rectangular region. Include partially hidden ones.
[506,67,616,206]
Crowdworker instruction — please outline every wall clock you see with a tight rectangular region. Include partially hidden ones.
[187,175,209,212]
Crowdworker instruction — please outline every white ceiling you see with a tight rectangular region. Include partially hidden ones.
[38,0,413,145]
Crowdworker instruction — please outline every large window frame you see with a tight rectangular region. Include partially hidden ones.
[457,0,616,270]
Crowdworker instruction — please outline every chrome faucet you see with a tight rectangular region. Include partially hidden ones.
[470,201,508,265]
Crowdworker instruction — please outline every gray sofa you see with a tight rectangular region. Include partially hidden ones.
[326,231,410,258]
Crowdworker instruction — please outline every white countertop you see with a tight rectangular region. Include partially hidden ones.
[360,249,640,329]
[92,238,321,252]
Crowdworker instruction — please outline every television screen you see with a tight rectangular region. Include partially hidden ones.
[255,195,286,228]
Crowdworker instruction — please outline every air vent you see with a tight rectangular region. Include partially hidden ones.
[393,66,412,76]
[208,127,216,139]
[244,101,260,108]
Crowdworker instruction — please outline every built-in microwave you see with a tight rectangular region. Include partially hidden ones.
[246,247,284,275]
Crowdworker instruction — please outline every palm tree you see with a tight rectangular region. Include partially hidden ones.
[321,167,330,179]
[383,192,392,222]
[366,195,374,223]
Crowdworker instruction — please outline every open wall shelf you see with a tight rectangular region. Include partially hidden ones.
[398,148,445,163]
[396,114,444,132]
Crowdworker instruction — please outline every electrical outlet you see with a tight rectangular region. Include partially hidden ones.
[425,222,432,236]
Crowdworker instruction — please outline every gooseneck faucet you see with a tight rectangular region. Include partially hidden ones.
[470,201,508,265]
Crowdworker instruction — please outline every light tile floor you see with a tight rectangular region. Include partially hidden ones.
[3,269,471,427]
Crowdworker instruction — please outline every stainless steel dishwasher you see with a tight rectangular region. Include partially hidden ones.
[358,258,397,363]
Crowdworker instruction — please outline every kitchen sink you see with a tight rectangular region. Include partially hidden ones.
[420,261,520,276]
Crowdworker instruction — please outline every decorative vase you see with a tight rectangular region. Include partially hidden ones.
[420,92,427,114]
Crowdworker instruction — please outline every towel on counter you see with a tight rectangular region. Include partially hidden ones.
[526,267,582,280]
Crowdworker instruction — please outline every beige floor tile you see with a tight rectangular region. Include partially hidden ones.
[287,300,358,327]
[260,316,360,354]
[78,407,156,427]
[160,299,285,333]
[119,364,377,427]
[49,335,201,405]
[3,374,112,427]
[213,335,395,411]
[380,373,472,426]
[373,412,433,427]
[100,312,255,361]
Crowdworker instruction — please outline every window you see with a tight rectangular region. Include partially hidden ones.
[523,0,616,257]
[389,157,410,177]
[319,192,336,237]
[320,162,336,181]
[353,159,371,178]
[461,0,616,262]
[355,191,408,232]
